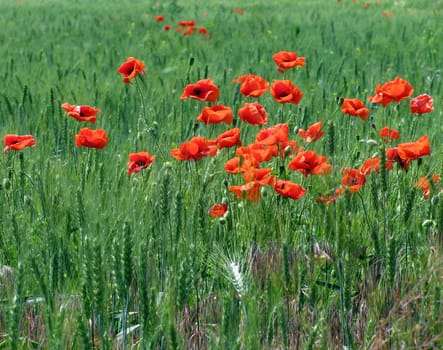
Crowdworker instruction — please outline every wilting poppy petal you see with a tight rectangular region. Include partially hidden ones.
[410,94,434,114]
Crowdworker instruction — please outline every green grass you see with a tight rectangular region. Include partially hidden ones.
[0,0,442,349]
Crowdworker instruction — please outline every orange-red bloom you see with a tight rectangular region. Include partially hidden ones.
[216,128,241,149]
[117,57,146,84]
[198,27,207,35]
[316,187,345,205]
[170,136,216,161]
[224,156,255,174]
[75,128,108,149]
[341,98,370,120]
[3,134,36,154]
[270,80,303,104]
[242,167,274,185]
[359,157,393,175]
[397,135,430,161]
[164,25,172,31]
[379,126,400,143]
[208,203,228,217]
[415,174,440,199]
[386,147,410,171]
[154,15,164,22]
[232,74,269,98]
[197,105,233,125]
[233,8,245,14]
[128,152,156,176]
[272,51,305,74]
[237,102,268,125]
[273,180,306,200]
[298,121,324,143]
[180,78,220,102]
[229,181,262,202]
[368,77,414,107]
[235,144,275,165]
[61,103,100,124]
[341,168,366,193]
[410,94,434,114]
[288,150,332,177]
[179,20,195,26]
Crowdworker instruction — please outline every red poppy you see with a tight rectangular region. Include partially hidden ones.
[359,157,393,175]
[379,126,400,143]
[183,26,196,36]
[368,77,414,106]
[233,8,245,14]
[316,187,345,205]
[154,15,164,22]
[381,11,394,17]
[216,128,241,149]
[229,181,262,202]
[127,152,156,176]
[298,121,324,143]
[232,74,269,98]
[164,25,172,31]
[118,57,146,84]
[410,94,434,114]
[170,136,217,161]
[237,102,268,125]
[242,167,274,184]
[255,123,289,145]
[236,143,276,164]
[270,80,303,104]
[3,134,36,154]
[224,156,255,174]
[180,78,220,102]
[179,20,195,26]
[272,51,306,74]
[198,27,207,35]
[415,174,440,199]
[61,103,100,124]
[196,105,232,125]
[208,203,228,217]
[341,168,366,193]
[386,147,410,171]
[288,150,332,177]
[273,180,306,200]
[397,135,430,161]
[75,128,108,149]
[341,98,370,120]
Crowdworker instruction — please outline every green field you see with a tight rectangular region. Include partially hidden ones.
[1,0,442,349]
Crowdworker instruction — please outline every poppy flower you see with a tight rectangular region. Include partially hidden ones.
[415,174,440,199]
[61,103,100,123]
[224,156,255,174]
[273,180,306,200]
[255,123,289,145]
[379,126,400,143]
[127,152,156,176]
[208,203,228,217]
[180,78,220,102]
[410,94,434,114]
[386,147,410,171]
[75,128,108,149]
[232,74,269,98]
[154,15,164,22]
[198,27,207,35]
[183,26,196,36]
[242,167,274,184]
[170,136,217,161]
[196,104,233,125]
[288,150,332,177]
[3,134,36,154]
[316,187,345,205]
[237,102,268,125]
[236,143,276,164]
[233,8,245,14]
[341,98,370,121]
[368,77,414,107]
[270,80,303,104]
[216,128,241,149]
[179,20,195,26]
[359,157,393,175]
[298,121,324,143]
[341,168,366,193]
[164,25,172,31]
[397,135,430,161]
[118,57,146,84]
[272,51,306,74]
[229,181,262,202]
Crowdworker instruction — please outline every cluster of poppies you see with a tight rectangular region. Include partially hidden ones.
[153,15,210,38]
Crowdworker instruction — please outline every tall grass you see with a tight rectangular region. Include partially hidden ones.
[0,0,442,348]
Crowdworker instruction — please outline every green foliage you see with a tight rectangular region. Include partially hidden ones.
[0,0,443,348]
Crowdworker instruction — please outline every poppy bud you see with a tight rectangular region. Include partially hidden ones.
[23,195,32,205]
[431,195,439,206]
[2,178,11,190]
[422,219,436,228]
[223,179,229,188]
[284,146,292,158]
[218,217,227,225]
